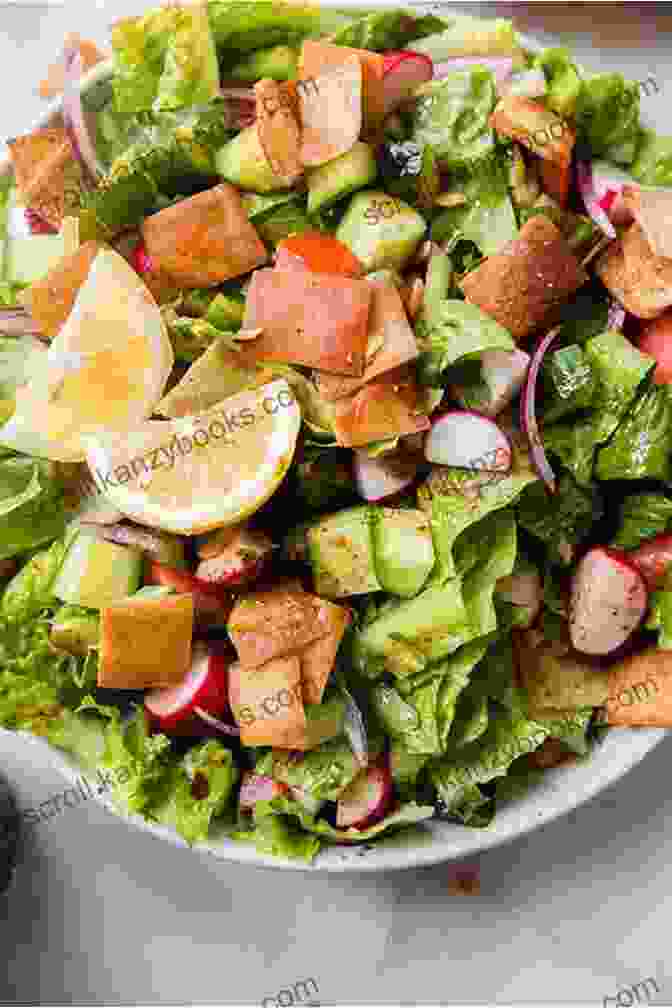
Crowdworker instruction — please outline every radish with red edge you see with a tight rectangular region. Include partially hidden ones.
[194,525,273,591]
[591,160,638,225]
[24,208,57,235]
[353,448,419,502]
[336,760,394,830]
[569,547,647,656]
[239,773,289,811]
[628,534,672,590]
[130,240,154,278]
[424,411,512,472]
[521,326,560,493]
[145,643,234,736]
[382,51,433,113]
[147,561,233,629]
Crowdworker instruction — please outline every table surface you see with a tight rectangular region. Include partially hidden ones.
[1,4,672,1006]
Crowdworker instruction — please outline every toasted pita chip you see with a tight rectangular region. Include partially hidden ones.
[299,39,385,135]
[460,216,587,342]
[229,655,307,747]
[24,240,103,341]
[298,57,362,167]
[596,223,672,319]
[622,185,672,260]
[39,34,106,99]
[254,78,303,186]
[333,366,430,448]
[606,647,672,726]
[299,600,351,705]
[228,589,333,668]
[7,127,76,231]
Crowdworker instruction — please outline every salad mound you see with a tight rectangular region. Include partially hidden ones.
[1,2,671,862]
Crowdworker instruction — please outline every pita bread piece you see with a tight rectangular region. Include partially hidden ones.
[254,78,303,187]
[606,647,672,726]
[596,222,672,319]
[7,127,75,231]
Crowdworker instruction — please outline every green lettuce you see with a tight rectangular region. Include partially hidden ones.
[111,6,220,121]
[596,384,672,483]
[534,47,581,118]
[431,155,518,258]
[412,15,525,65]
[646,589,672,651]
[585,329,655,441]
[411,69,497,169]
[543,421,598,488]
[517,474,602,565]
[574,72,641,165]
[208,0,351,60]
[417,300,515,387]
[154,740,238,844]
[543,344,596,424]
[632,129,672,187]
[612,493,672,550]
[330,9,447,50]
[0,456,69,561]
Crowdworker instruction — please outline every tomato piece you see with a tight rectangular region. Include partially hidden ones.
[275,232,363,277]
[629,534,672,590]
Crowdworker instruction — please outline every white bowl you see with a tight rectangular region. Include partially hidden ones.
[2,21,666,871]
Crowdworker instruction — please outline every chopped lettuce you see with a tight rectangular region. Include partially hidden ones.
[431,155,517,258]
[646,589,672,650]
[543,344,596,424]
[632,129,672,187]
[574,72,641,164]
[596,384,672,483]
[111,6,220,122]
[517,474,602,566]
[411,69,497,169]
[585,329,655,441]
[543,420,598,487]
[154,740,238,844]
[0,457,69,561]
[208,0,351,60]
[534,47,581,118]
[612,493,672,550]
[271,736,363,802]
[417,300,515,387]
[330,9,447,51]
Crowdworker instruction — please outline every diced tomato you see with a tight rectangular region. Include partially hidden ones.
[638,311,672,384]
[275,232,363,277]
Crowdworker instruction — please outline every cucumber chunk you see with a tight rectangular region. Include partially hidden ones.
[336,190,427,272]
[372,508,435,598]
[306,142,377,215]
[307,506,380,598]
[53,527,142,610]
[216,126,289,193]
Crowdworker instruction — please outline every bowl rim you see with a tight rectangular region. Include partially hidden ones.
[0,20,667,872]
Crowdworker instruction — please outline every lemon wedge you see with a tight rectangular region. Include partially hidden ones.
[82,380,301,535]
[0,247,173,463]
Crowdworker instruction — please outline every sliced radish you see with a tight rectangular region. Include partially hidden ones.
[130,240,154,277]
[520,327,560,493]
[591,160,638,226]
[145,643,232,735]
[336,761,394,830]
[382,50,433,113]
[353,448,419,502]
[628,534,672,590]
[25,208,57,235]
[424,411,512,472]
[434,57,514,89]
[577,161,616,239]
[496,569,543,628]
[569,547,647,656]
[638,312,672,384]
[239,773,289,811]
[147,561,233,629]
[194,524,273,591]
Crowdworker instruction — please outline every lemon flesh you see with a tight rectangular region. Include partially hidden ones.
[83,379,301,535]
[0,247,173,463]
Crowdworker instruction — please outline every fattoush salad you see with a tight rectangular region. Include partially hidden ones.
[1,3,672,860]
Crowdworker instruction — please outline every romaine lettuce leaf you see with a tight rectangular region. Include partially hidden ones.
[412,15,525,66]
[543,343,595,424]
[534,47,581,118]
[417,299,514,387]
[330,9,447,51]
[543,420,598,487]
[585,329,655,441]
[411,69,497,169]
[612,493,672,550]
[632,129,672,187]
[208,0,351,59]
[154,740,238,844]
[596,384,672,482]
[431,155,518,258]
[646,589,672,650]
[574,72,641,165]
[517,474,602,566]
[0,457,69,561]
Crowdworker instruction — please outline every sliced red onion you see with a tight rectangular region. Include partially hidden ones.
[193,706,240,736]
[63,37,102,184]
[607,300,626,331]
[577,161,616,239]
[0,308,43,336]
[434,57,514,89]
[520,327,560,493]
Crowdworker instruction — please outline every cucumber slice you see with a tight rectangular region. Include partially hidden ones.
[53,528,142,609]
[50,605,100,656]
[306,142,377,215]
[307,506,380,598]
[216,126,289,193]
[6,234,66,286]
[372,508,435,598]
[336,190,427,272]
[304,694,346,749]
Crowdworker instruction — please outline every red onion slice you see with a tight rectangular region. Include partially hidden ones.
[577,161,616,239]
[63,37,102,184]
[607,300,626,331]
[193,706,240,737]
[520,327,560,493]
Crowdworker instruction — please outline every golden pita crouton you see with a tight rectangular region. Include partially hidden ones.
[606,648,672,726]
[228,655,306,747]
[99,594,194,689]
[254,78,303,187]
[25,240,103,340]
[7,127,76,231]
[460,215,587,342]
[596,223,672,319]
